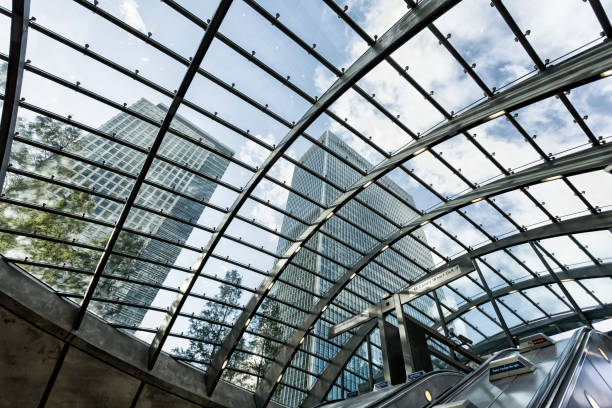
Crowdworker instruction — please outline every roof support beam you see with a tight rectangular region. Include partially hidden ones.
[588,0,612,38]
[197,0,462,399]
[443,262,612,324]
[329,141,612,338]
[0,0,30,193]
[75,0,234,330]
[331,209,612,338]
[247,41,612,404]
[300,318,378,408]
[472,259,517,348]
[529,242,593,328]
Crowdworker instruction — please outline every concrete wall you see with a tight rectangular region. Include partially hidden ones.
[0,259,284,408]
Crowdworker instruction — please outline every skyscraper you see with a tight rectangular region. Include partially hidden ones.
[67,98,233,327]
[273,131,435,405]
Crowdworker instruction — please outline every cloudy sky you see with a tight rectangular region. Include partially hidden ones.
[1,0,611,352]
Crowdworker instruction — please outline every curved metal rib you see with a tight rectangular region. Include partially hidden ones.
[443,262,612,325]
[249,41,612,406]
[178,0,463,395]
[75,0,234,329]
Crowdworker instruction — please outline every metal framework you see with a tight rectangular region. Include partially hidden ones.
[0,1,611,407]
[0,0,29,192]
[250,47,612,401]
[205,0,461,396]
[330,210,612,337]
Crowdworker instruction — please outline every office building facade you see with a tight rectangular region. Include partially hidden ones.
[68,98,232,327]
[274,131,435,405]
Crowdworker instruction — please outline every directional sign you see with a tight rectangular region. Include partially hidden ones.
[330,264,471,338]
[346,390,359,398]
[407,370,425,381]
[489,353,535,381]
[373,381,389,391]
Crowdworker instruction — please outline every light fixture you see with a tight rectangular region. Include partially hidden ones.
[413,146,427,156]
[586,393,601,408]
[363,180,374,188]
[294,246,302,254]
[487,110,506,120]
[420,220,430,227]
[424,389,432,402]
[471,197,483,203]
[561,278,574,282]
[222,360,229,369]
[437,326,443,331]
[325,212,334,220]
[598,347,609,362]
[380,244,389,252]
[601,69,612,77]
[349,272,357,280]
[299,337,306,345]
[508,289,518,294]
[469,305,477,310]
[541,175,563,182]
[277,373,283,383]
[245,318,251,327]
[267,281,275,290]
[321,305,328,312]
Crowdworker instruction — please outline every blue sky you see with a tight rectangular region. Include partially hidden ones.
[1,0,612,355]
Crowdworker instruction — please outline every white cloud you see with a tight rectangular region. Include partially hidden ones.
[119,0,147,32]
[238,134,296,236]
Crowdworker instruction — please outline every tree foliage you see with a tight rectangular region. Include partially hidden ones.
[0,115,144,320]
[173,269,248,382]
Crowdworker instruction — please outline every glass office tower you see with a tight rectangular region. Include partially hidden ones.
[67,98,233,327]
[274,131,435,405]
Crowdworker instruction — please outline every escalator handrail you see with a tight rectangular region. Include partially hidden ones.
[371,370,463,408]
[312,370,461,408]
[425,347,518,407]
[528,326,592,408]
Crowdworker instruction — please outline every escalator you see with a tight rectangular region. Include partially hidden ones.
[429,328,612,408]
[313,328,611,408]
[314,370,464,408]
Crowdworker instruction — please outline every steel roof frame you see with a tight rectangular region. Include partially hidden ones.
[250,42,612,406]
[135,0,465,392]
[0,0,573,347]
[442,262,612,325]
[74,0,235,329]
[0,1,611,405]
[0,0,29,192]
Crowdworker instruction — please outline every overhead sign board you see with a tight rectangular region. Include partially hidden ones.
[407,370,425,381]
[489,353,535,381]
[373,381,389,391]
[329,264,470,338]
[519,333,555,353]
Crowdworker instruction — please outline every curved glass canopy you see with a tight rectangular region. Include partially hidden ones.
[0,0,611,406]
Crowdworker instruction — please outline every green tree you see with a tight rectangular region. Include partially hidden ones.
[248,298,284,388]
[173,269,247,383]
[0,115,145,319]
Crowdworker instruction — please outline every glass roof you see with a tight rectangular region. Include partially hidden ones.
[0,0,611,405]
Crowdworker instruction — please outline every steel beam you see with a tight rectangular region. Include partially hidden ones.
[442,262,612,324]
[299,317,379,408]
[331,209,612,337]
[330,142,612,338]
[74,0,234,330]
[0,0,30,193]
[472,259,516,348]
[300,316,474,408]
[589,0,612,39]
[529,242,593,328]
[245,42,612,404]
[194,0,462,398]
